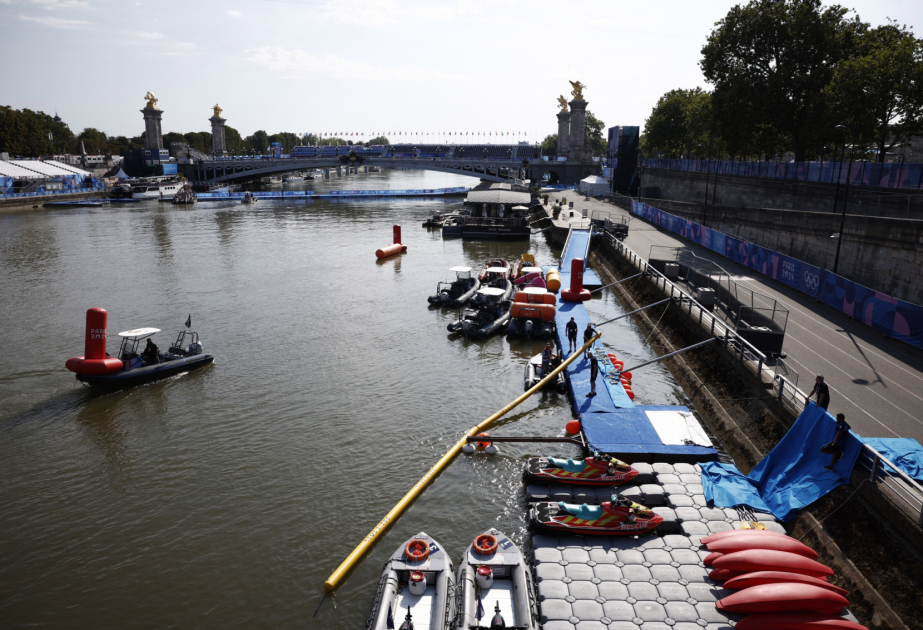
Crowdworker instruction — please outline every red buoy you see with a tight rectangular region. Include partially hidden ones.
[565,419,581,434]
[375,224,407,259]
[561,258,591,302]
[476,432,491,450]
[65,308,123,375]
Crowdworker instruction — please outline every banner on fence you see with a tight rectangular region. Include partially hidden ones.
[630,200,923,349]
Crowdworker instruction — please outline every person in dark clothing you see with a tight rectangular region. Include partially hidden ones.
[821,413,851,470]
[583,323,595,359]
[565,317,578,353]
[808,375,830,410]
[588,353,599,397]
[141,338,159,365]
[541,345,553,377]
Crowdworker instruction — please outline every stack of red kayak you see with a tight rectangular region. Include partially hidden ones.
[701,529,868,630]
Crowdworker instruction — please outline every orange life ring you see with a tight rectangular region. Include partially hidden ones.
[404,538,430,562]
[473,533,498,555]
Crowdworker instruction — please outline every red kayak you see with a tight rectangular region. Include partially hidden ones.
[704,551,724,566]
[716,583,848,614]
[701,529,789,545]
[705,533,819,560]
[724,571,846,596]
[523,454,639,487]
[713,549,834,579]
[530,496,662,536]
[735,612,868,630]
[709,568,745,582]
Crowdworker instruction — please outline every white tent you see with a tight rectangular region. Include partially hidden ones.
[578,175,609,197]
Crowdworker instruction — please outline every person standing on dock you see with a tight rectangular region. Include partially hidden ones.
[808,375,830,410]
[588,353,599,397]
[583,322,595,360]
[566,317,578,353]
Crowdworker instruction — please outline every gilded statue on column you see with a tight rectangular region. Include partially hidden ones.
[213,104,223,117]
[569,81,586,100]
[557,95,569,112]
[144,91,159,109]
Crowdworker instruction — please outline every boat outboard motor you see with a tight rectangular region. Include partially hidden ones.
[524,319,534,336]
[440,291,449,303]
[399,607,414,630]
[490,601,506,628]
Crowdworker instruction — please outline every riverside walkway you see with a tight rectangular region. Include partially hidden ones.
[547,191,923,445]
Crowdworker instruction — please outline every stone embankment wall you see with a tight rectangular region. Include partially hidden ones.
[642,169,923,305]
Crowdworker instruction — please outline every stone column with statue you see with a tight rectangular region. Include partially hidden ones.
[556,96,571,159]
[209,104,227,155]
[141,91,164,151]
[567,81,593,162]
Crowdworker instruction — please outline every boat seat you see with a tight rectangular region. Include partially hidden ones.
[548,457,587,473]
[557,502,603,521]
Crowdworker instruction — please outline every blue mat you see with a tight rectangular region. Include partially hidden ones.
[702,403,863,521]
[863,438,923,482]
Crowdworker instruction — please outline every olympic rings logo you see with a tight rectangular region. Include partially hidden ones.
[803,272,820,291]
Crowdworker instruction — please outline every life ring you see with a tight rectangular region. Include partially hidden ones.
[404,538,430,562]
[473,533,498,555]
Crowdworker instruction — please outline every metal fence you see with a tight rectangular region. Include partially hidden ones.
[595,223,923,529]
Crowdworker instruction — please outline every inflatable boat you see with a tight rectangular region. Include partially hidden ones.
[522,353,566,393]
[506,288,556,339]
[478,259,512,282]
[523,453,639,486]
[529,495,663,536]
[513,253,537,280]
[428,266,480,307]
[65,308,213,389]
[447,287,512,339]
[455,529,539,630]
[367,532,455,630]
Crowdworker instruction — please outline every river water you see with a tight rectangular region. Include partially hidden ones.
[0,169,690,629]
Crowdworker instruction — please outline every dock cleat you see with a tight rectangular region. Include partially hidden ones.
[523,451,639,486]
[529,495,663,536]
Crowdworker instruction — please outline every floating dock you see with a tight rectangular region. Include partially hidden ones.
[551,226,717,463]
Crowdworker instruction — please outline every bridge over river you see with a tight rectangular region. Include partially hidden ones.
[180,144,599,186]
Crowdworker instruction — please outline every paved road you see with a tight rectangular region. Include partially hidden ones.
[547,192,923,444]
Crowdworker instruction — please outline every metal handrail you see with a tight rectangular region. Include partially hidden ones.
[597,223,923,529]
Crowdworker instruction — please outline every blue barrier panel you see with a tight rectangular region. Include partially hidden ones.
[901,164,922,189]
[630,199,923,349]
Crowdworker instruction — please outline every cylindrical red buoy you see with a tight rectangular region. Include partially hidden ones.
[607,353,617,363]
[476,432,491,450]
[561,258,591,302]
[565,419,581,434]
[376,225,408,259]
[626,390,635,400]
[85,307,108,360]
[621,371,633,381]
[65,307,124,375]
[613,360,624,370]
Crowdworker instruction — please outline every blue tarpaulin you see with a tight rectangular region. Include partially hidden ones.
[702,404,863,521]
[863,438,923,483]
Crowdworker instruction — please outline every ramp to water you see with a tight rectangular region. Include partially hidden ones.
[557,226,601,288]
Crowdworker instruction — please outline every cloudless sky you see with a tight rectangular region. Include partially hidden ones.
[1,0,920,141]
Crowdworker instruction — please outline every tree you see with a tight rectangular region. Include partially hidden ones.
[826,21,923,162]
[268,132,299,153]
[245,129,269,154]
[367,135,389,146]
[701,0,866,161]
[541,134,557,156]
[641,89,721,158]
[585,111,608,156]
[225,126,244,155]
[0,105,76,156]
[76,127,110,154]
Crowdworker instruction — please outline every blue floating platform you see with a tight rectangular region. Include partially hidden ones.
[551,230,717,464]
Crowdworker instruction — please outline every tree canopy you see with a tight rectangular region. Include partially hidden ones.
[640,89,720,158]
[541,134,557,157]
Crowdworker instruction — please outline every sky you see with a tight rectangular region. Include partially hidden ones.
[1,0,921,142]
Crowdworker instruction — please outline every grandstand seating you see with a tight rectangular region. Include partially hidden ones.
[0,160,92,179]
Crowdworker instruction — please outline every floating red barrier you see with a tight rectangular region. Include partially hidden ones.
[376,225,407,259]
[715,583,848,614]
[713,549,834,579]
[707,533,819,560]
[565,420,581,434]
[724,571,847,596]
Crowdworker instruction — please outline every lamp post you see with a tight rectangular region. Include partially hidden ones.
[832,124,855,275]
